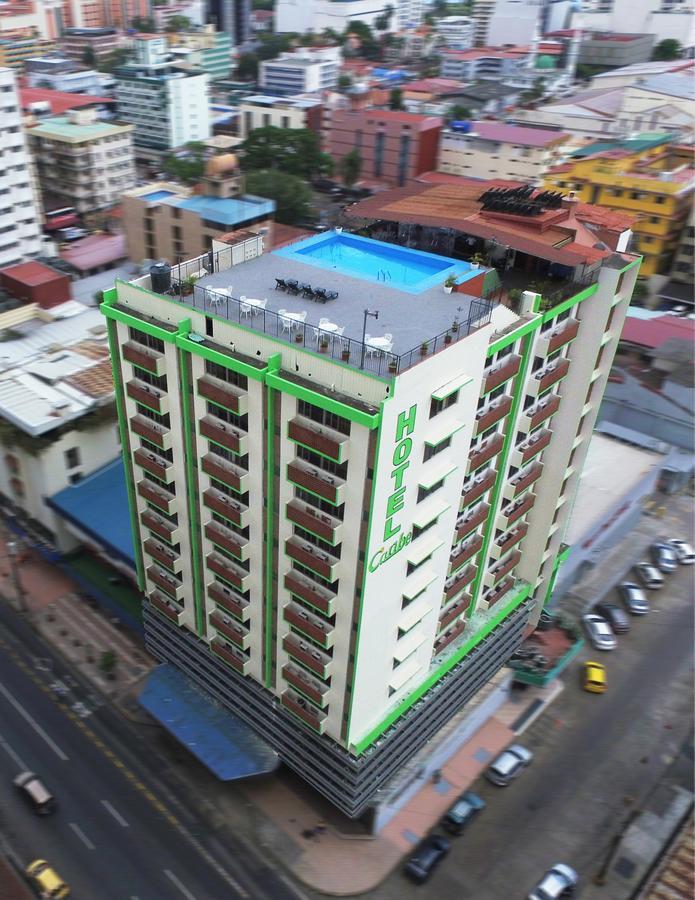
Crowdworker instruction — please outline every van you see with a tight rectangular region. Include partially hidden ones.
[13,771,56,815]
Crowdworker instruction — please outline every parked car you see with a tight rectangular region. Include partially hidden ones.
[13,771,56,815]
[25,860,70,899]
[668,538,695,564]
[404,834,451,883]
[650,542,678,573]
[485,744,533,786]
[595,601,630,634]
[582,613,617,651]
[582,661,607,694]
[618,583,649,615]
[635,562,664,590]
[57,226,88,242]
[528,863,578,899]
[442,791,486,835]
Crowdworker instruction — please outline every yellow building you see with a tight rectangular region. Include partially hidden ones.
[544,133,694,276]
[0,32,55,70]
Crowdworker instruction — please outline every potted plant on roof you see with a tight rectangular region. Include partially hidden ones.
[181,273,198,296]
[341,345,351,362]
[319,337,330,354]
[443,274,457,294]
[295,331,303,344]
[420,340,429,357]
[470,252,487,269]
[444,330,452,345]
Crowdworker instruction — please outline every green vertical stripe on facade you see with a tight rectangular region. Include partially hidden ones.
[264,354,282,689]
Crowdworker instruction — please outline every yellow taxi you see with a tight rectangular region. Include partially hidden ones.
[583,661,607,694]
[25,859,70,898]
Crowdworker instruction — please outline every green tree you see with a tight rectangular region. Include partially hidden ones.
[81,46,96,68]
[99,649,117,675]
[389,86,404,110]
[345,20,380,59]
[652,39,682,61]
[237,53,259,80]
[375,3,394,30]
[337,73,353,90]
[448,104,472,121]
[97,48,128,73]
[256,32,297,61]
[245,170,313,225]
[165,14,191,32]
[338,149,362,187]
[131,16,156,32]
[521,76,546,102]
[163,141,207,184]
[240,127,332,180]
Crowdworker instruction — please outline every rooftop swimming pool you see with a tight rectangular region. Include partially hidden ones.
[142,190,177,202]
[273,231,476,294]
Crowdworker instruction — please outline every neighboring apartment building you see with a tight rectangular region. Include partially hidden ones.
[28,107,136,215]
[473,0,571,46]
[168,24,232,80]
[121,155,275,262]
[434,16,476,50]
[0,30,55,70]
[545,134,695,275]
[328,109,442,187]
[438,122,570,182]
[0,67,43,268]
[274,0,420,34]
[237,94,322,140]
[439,47,529,81]
[60,27,121,64]
[207,0,251,46]
[573,0,695,43]
[259,46,340,96]
[26,55,103,93]
[547,29,655,69]
[670,206,694,289]
[103,178,639,819]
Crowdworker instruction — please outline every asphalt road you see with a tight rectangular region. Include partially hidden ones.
[0,602,298,900]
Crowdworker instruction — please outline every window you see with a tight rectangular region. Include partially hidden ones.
[374,131,385,178]
[417,478,444,503]
[407,554,432,576]
[129,327,164,353]
[297,399,350,435]
[205,360,248,389]
[65,447,81,469]
[412,517,437,540]
[68,472,83,485]
[423,435,451,462]
[429,391,458,419]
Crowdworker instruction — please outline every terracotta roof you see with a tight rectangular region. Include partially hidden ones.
[621,315,695,350]
[71,339,110,361]
[0,260,66,285]
[442,47,524,61]
[64,358,115,399]
[20,87,114,116]
[466,121,569,147]
[270,224,313,249]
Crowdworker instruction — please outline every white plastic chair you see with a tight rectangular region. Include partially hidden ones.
[239,296,252,318]
[313,317,331,342]
[334,325,345,347]
[278,309,292,334]
[364,334,377,357]
[383,333,393,343]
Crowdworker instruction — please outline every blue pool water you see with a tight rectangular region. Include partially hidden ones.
[273,232,475,294]
[142,190,176,202]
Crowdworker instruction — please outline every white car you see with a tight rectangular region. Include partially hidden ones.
[528,864,578,899]
[582,613,617,651]
[668,539,695,565]
[635,562,664,590]
[618,582,649,615]
[485,744,533,786]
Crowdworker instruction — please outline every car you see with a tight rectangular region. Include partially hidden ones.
[650,542,678,573]
[595,601,630,634]
[668,538,695,564]
[485,744,533,786]
[25,860,70,899]
[528,863,579,899]
[618,583,649,615]
[404,834,451,883]
[442,791,486,835]
[582,661,607,693]
[582,613,617,650]
[13,771,56,815]
[635,562,664,590]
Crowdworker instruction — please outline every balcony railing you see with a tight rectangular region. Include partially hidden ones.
[210,637,250,675]
[282,663,329,707]
[284,601,334,647]
[133,447,173,482]
[144,537,180,571]
[149,590,182,624]
[449,533,484,573]
[482,354,521,394]
[538,317,579,355]
[444,564,476,601]
[137,479,175,515]
[286,499,342,544]
[208,581,250,621]
[438,593,472,630]
[455,502,490,541]
[283,633,332,678]
[197,374,247,415]
[474,394,512,437]
[287,459,345,506]
[209,610,250,649]
[126,378,167,414]
[201,453,248,493]
[288,416,349,464]
[199,416,247,455]
[285,536,339,581]
[507,461,543,500]
[512,428,552,467]
[467,432,505,474]
[281,690,328,733]
[461,468,496,508]
[434,618,467,654]
[123,340,164,375]
[519,393,560,433]
[484,577,515,609]
[147,565,183,599]
[499,492,536,529]
[530,357,570,396]
[492,523,528,560]
[204,520,249,561]
[206,551,249,591]
[486,548,522,586]
[284,569,335,615]
[203,488,248,527]
[141,508,179,542]
[131,414,170,450]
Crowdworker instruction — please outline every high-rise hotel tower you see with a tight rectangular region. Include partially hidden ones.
[103,183,639,816]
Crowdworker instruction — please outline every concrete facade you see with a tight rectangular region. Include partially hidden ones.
[237,94,323,140]
[259,47,340,96]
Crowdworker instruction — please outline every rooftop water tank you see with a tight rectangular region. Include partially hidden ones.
[450,120,472,133]
[149,262,171,295]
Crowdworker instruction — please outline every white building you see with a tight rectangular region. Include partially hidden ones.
[237,94,323,139]
[434,16,476,50]
[275,0,421,34]
[25,56,104,94]
[259,47,340,96]
[0,68,43,269]
[473,0,572,46]
[572,0,695,44]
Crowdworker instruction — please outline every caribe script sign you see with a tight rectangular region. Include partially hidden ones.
[368,404,417,573]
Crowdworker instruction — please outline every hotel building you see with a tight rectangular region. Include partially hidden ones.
[104,181,639,817]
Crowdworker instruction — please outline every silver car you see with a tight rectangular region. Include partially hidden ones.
[582,613,617,650]
[668,538,695,565]
[618,582,649,615]
[635,562,664,590]
[651,542,678,573]
[528,864,578,899]
[485,744,533,786]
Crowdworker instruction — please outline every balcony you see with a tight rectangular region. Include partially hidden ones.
[281,690,328,733]
[137,479,175,515]
[283,633,332,678]
[131,414,171,450]
[149,590,183,624]
[485,548,522,587]
[197,374,247,415]
[519,394,560,433]
[141,508,179,543]
[206,552,249,591]
[284,570,335,616]
[204,520,249,561]
[498,492,536,530]
[285,536,339,581]
[511,428,552,468]
[434,618,467,655]
[210,637,250,675]
[282,663,329,707]
[287,459,345,506]
[123,340,164,375]
[208,581,250,621]
[506,461,543,500]
[537,318,579,356]
[482,354,521,394]
[455,502,490,541]
[288,415,349,464]
[209,610,250,649]
[147,565,183,600]
[144,537,180,572]
[126,378,168,414]
[286,499,342,544]
[484,577,515,609]
[201,453,248,493]
[474,395,512,437]
[438,593,472,630]
[444,564,476,601]
[199,416,247,455]
[529,357,570,397]
[449,533,484,573]
[491,523,528,561]
[467,432,505,474]
[284,601,334,648]
[460,468,496,508]
[202,488,248,528]
[133,447,174,481]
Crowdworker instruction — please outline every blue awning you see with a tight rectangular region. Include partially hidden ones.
[139,665,278,780]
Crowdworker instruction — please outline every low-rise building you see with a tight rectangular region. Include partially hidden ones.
[259,47,340,96]
[434,16,476,50]
[547,29,655,70]
[167,25,232,80]
[28,107,136,215]
[438,122,570,183]
[26,55,104,94]
[19,86,116,124]
[589,59,694,92]
[439,47,529,81]
[237,94,323,139]
[60,27,121,65]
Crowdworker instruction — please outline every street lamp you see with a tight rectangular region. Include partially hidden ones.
[360,308,379,370]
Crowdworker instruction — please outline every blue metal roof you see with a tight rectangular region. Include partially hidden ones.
[173,194,276,228]
[47,457,135,568]
[139,665,278,780]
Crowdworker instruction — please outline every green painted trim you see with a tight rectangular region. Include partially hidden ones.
[178,348,205,637]
[468,333,534,615]
[105,319,146,590]
[175,333,268,382]
[486,315,540,357]
[266,371,381,430]
[101,295,177,344]
[264,353,281,689]
[352,581,531,755]
[539,283,598,325]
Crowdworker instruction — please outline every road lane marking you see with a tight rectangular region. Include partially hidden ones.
[0,729,28,769]
[0,681,69,761]
[164,869,197,900]
[101,799,129,827]
[69,822,95,850]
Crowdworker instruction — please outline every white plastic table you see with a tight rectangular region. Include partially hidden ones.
[283,312,306,325]
[366,336,391,351]
[318,322,339,335]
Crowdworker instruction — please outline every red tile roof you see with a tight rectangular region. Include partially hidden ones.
[621,315,695,350]
[20,87,114,116]
[467,121,569,147]
[0,260,64,286]
[59,234,126,273]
